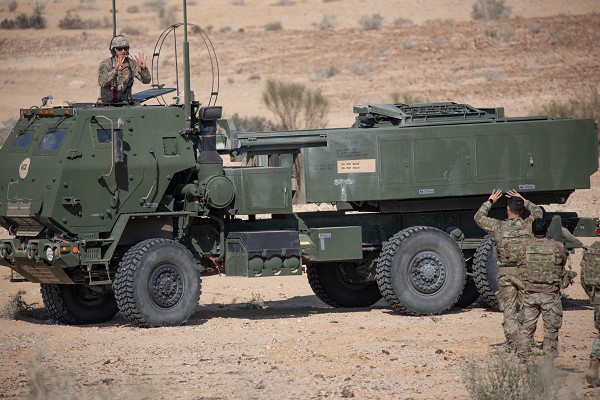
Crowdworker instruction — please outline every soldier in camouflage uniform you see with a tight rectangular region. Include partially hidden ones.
[581,241,600,386]
[98,35,151,104]
[517,218,567,361]
[474,189,543,352]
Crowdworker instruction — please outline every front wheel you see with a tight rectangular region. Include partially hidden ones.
[376,226,466,315]
[41,283,119,325]
[114,238,201,328]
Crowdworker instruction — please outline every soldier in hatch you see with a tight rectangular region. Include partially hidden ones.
[98,35,151,104]
[581,241,600,386]
[474,189,543,352]
[517,218,568,362]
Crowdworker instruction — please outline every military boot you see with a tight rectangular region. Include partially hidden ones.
[585,357,600,387]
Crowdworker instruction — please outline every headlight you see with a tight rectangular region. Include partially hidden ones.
[45,246,55,262]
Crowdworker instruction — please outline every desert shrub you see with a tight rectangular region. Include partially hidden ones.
[8,1,17,12]
[262,79,329,130]
[79,0,96,10]
[537,88,600,127]
[58,12,103,29]
[403,39,415,50]
[2,291,37,319]
[394,17,412,26]
[309,66,339,82]
[157,5,178,28]
[530,22,542,34]
[276,0,294,5]
[463,352,559,400]
[391,91,426,104]
[471,0,511,21]
[126,6,140,13]
[264,21,282,31]
[359,14,383,30]
[230,113,273,132]
[347,62,372,76]
[246,293,267,309]
[1,5,46,29]
[316,14,336,30]
[231,0,245,4]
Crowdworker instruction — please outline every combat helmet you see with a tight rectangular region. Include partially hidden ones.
[109,35,129,52]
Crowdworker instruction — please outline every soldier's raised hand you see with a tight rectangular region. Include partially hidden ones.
[134,52,147,70]
[506,189,524,200]
[488,189,503,204]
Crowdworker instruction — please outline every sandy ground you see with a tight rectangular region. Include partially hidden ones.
[1,1,600,399]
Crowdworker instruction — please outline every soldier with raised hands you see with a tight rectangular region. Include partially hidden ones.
[474,189,543,352]
[98,35,151,104]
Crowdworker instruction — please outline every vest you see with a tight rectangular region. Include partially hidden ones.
[496,221,532,268]
[520,239,563,284]
[581,241,600,286]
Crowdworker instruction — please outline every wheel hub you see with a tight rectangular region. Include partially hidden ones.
[149,264,184,308]
[409,251,447,294]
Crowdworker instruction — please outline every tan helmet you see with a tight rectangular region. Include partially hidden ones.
[109,35,129,51]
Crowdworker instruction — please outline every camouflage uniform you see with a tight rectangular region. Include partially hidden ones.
[98,56,151,104]
[517,237,566,360]
[580,242,600,386]
[474,199,543,350]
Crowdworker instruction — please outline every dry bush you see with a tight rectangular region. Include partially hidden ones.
[1,291,37,320]
[262,79,329,130]
[231,0,245,5]
[471,0,511,21]
[79,0,96,11]
[230,113,273,132]
[264,21,282,31]
[276,0,295,5]
[0,5,46,29]
[315,14,336,30]
[394,17,412,26]
[126,6,140,13]
[157,5,178,28]
[246,293,267,309]
[347,62,372,76]
[537,88,600,123]
[359,14,383,30]
[58,12,104,29]
[309,66,339,82]
[8,1,17,12]
[463,352,560,400]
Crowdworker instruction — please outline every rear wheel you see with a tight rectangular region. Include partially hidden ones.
[306,260,382,308]
[472,235,500,310]
[41,283,118,325]
[114,238,201,328]
[376,226,466,315]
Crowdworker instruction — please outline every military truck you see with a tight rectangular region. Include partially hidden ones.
[0,1,598,327]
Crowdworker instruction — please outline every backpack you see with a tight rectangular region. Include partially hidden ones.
[496,222,532,268]
[581,241,600,286]
[520,239,563,284]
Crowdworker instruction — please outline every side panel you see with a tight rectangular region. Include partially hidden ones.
[303,119,597,204]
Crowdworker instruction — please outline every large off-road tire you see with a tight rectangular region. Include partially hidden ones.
[40,283,119,325]
[454,249,480,308]
[376,226,466,315]
[306,261,382,308]
[114,238,201,328]
[472,235,500,310]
